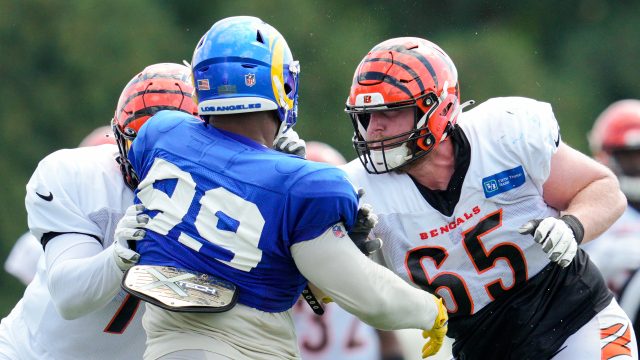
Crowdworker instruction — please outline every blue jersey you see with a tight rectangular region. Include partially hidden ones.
[128,111,358,312]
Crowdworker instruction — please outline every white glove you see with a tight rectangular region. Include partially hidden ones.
[273,121,306,158]
[518,215,584,268]
[113,204,149,271]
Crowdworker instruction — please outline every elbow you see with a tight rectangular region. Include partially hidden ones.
[47,268,88,320]
[51,293,85,320]
[614,188,627,220]
[609,175,627,220]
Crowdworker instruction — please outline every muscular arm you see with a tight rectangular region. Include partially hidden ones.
[543,142,626,243]
[291,224,438,331]
[45,234,123,320]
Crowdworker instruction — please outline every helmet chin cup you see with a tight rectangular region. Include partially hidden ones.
[370,144,411,173]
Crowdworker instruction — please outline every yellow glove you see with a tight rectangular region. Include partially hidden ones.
[422,297,449,358]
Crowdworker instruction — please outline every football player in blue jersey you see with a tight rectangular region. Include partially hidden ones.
[120,17,448,360]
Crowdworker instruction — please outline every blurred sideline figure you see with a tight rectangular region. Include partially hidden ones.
[4,125,116,285]
[0,63,198,360]
[121,16,447,360]
[293,141,404,360]
[584,100,640,343]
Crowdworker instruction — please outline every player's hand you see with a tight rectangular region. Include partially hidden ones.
[273,122,306,158]
[349,188,383,256]
[518,215,584,268]
[422,297,448,358]
[112,204,149,271]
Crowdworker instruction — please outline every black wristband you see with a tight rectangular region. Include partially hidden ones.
[561,214,585,245]
[381,355,405,360]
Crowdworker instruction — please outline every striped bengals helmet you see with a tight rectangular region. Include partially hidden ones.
[112,63,199,189]
[588,99,640,201]
[345,37,460,174]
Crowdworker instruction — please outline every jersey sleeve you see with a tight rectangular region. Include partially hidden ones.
[286,166,359,245]
[26,150,103,244]
[494,97,560,186]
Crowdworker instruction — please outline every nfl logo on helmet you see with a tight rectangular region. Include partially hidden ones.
[245,73,256,87]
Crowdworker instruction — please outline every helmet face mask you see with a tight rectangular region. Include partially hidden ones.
[345,37,460,174]
[191,16,300,130]
[112,63,198,190]
[348,94,440,173]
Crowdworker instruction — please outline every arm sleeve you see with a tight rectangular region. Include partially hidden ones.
[291,223,438,331]
[45,233,124,320]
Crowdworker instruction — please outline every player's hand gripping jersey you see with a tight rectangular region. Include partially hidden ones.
[0,145,145,360]
[343,97,613,359]
[128,110,358,312]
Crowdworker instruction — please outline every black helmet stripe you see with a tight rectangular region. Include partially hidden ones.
[358,71,413,98]
[364,57,425,94]
[122,105,185,128]
[374,45,438,88]
[118,89,192,117]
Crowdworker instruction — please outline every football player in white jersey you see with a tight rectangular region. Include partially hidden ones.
[584,100,640,346]
[4,126,117,285]
[340,37,638,359]
[292,141,405,360]
[0,63,199,360]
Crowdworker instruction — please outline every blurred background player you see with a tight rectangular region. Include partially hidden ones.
[0,63,198,360]
[293,141,405,360]
[4,125,116,285]
[584,99,640,343]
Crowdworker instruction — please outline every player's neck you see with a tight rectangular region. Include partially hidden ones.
[406,139,455,191]
[209,113,278,147]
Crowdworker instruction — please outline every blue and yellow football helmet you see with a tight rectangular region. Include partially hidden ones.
[191,16,300,129]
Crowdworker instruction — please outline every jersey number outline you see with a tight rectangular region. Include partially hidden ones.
[105,159,266,332]
[137,158,265,272]
[406,209,528,315]
[104,294,140,334]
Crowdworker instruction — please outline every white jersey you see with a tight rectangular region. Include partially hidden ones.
[0,145,145,360]
[343,97,559,317]
[292,301,380,360]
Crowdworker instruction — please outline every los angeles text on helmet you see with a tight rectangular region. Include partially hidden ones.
[200,103,262,112]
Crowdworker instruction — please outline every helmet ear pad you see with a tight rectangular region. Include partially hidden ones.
[416,93,459,151]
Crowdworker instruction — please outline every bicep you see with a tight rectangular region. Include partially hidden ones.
[542,142,615,210]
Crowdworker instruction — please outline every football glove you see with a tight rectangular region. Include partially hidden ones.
[422,297,448,358]
[518,214,584,268]
[273,121,306,158]
[112,204,149,271]
[349,189,383,256]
